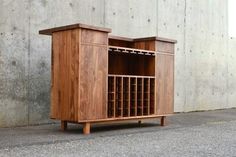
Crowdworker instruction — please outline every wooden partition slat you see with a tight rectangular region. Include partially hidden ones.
[115,77,118,117]
[122,77,128,117]
[130,78,136,116]
[150,78,155,114]
[108,77,111,117]
[143,78,146,115]
[121,77,123,117]
[135,77,138,116]
[137,78,143,116]
[128,77,130,117]
[114,77,123,117]
[148,78,150,115]
[108,76,116,118]
[113,77,116,117]
[142,78,144,116]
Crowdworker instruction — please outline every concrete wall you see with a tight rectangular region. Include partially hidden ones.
[157,0,231,112]
[0,0,235,127]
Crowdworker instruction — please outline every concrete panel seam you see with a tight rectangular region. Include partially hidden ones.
[183,0,187,111]
[156,0,158,36]
[27,0,31,125]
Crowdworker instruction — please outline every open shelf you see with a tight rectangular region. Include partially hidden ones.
[108,75,155,118]
[108,46,155,76]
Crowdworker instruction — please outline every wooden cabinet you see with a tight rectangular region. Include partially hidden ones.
[39,23,176,134]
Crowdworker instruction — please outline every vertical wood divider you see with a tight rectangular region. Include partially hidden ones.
[141,78,144,116]
[135,77,137,116]
[148,78,150,115]
[113,76,116,117]
[128,77,130,117]
[121,77,123,117]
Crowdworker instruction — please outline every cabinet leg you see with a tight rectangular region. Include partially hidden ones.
[83,122,90,135]
[138,120,142,125]
[61,121,67,131]
[160,116,166,126]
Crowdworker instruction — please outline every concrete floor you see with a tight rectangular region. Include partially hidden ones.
[0,109,236,157]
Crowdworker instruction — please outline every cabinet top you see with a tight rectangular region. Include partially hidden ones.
[133,36,177,43]
[39,23,112,35]
[109,35,177,44]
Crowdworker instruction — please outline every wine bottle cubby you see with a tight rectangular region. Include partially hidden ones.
[108,75,155,118]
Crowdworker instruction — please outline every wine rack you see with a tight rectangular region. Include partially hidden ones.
[108,75,155,118]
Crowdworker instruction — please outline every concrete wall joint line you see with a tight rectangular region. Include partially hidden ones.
[183,0,187,111]
[27,0,31,125]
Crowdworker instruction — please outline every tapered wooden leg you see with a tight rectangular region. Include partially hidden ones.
[83,122,90,135]
[61,121,67,131]
[160,116,166,126]
[138,120,142,125]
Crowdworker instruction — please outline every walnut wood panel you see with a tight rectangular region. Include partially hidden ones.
[51,30,79,121]
[51,32,60,119]
[156,41,175,53]
[156,54,174,115]
[133,41,156,51]
[109,35,134,48]
[78,114,171,123]
[109,39,134,48]
[79,44,107,120]
[81,29,108,45]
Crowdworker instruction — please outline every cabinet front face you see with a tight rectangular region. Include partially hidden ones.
[79,29,108,120]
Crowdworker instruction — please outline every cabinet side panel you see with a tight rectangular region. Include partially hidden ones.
[69,29,79,121]
[79,44,108,120]
[51,33,60,119]
[156,54,174,114]
[51,30,79,122]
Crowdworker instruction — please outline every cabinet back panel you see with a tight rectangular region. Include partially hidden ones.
[134,41,156,51]
[108,52,155,76]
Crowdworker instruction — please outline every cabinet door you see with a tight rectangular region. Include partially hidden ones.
[156,54,174,115]
[79,45,108,120]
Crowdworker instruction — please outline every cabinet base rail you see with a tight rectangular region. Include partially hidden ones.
[59,115,169,134]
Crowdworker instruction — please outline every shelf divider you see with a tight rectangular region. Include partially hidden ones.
[135,77,137,116]
[148,78,150,115]
[142,78,144,116]
[128,77,130,117]
[121,77,123,117]
[113,77,116,117]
